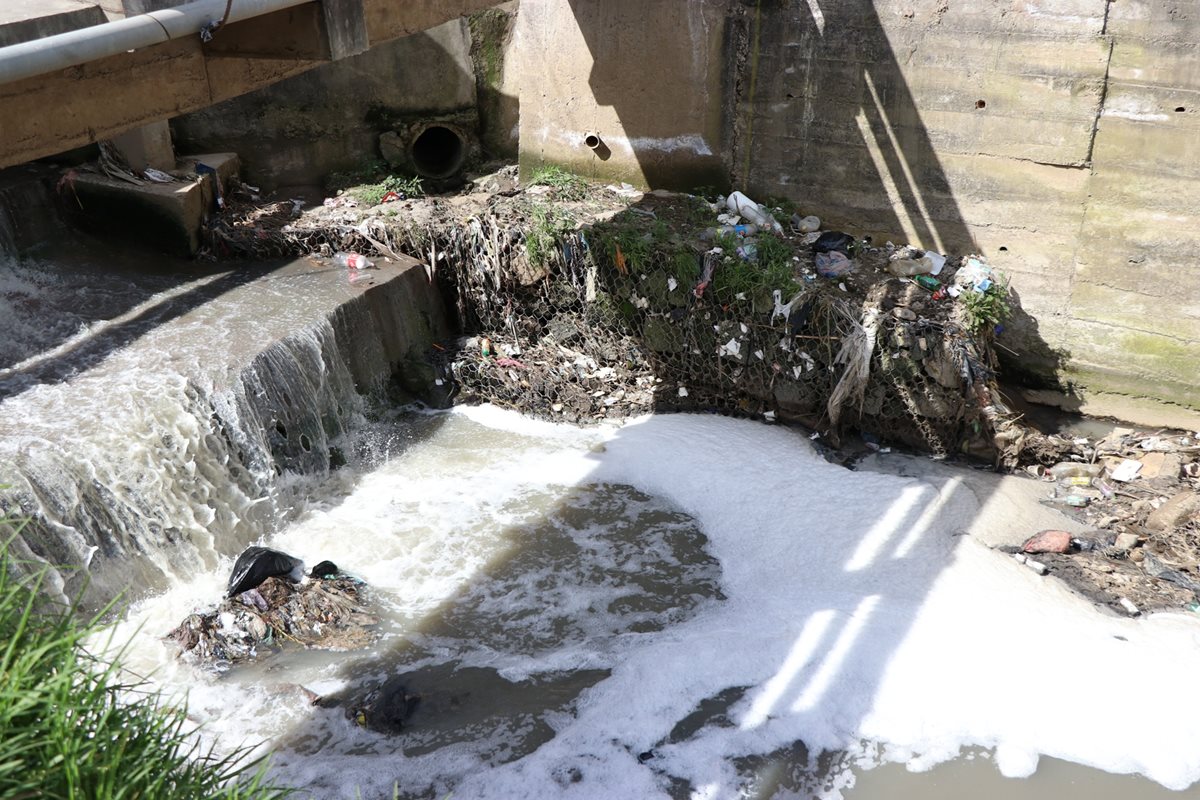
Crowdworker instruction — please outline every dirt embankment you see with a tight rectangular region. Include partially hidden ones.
[201,164,1200,618]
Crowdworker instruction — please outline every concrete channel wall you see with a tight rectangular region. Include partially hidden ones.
[512,0,1200,429]
[0,0,498,168]
[170,17,479,190]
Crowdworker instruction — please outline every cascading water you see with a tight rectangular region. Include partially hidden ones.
[0,243,446,609]
[0,168,58,259]
[4,199,1200,800]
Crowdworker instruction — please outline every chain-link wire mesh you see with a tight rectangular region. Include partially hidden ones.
[204,179,1017,461]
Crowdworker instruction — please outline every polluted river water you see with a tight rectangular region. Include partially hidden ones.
[3,242,1199,799]
[105,406,1200,799]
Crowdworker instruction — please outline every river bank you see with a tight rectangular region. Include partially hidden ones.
[211,163,1200,623]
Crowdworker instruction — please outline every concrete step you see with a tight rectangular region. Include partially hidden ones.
[0,1,109,46]
[69,153,240,256]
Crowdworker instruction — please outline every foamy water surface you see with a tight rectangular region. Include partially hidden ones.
[106,407,1200,799]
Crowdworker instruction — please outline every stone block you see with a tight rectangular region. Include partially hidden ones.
[111,121,175,172]
[1107,0,1200,43]
[71,153,239,256]
[1094,106,1200,180]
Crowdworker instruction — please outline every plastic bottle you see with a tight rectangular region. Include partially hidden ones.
[886,255,936,277]
[1057,475,1094,488]
[726,192,782,232]
[334,251,373,270]
[914,275,940,291]
[700,224,758,241]
[791,214,821,234]
[1048,462,1103,481]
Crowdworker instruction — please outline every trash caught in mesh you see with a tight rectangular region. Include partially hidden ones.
[432,191,1021,463]
[200,167,1026,464]
[166,573,378,669]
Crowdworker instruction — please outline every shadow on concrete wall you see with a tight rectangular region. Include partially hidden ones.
[562,0,1071,401]
[467,6,521,161]
[560,0,732,191]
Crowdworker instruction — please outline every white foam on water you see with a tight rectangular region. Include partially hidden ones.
[107,408,1200,798]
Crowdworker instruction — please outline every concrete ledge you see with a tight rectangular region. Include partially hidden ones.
[1023,387,1200,433]
[0,1,108,47]
[70,152,239,256]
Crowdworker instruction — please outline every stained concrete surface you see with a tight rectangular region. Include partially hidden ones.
[170,18,478,190]
[0,1,108,46]
[511,0,1200,429]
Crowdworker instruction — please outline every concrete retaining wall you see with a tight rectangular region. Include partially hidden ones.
[513,0,1200,428]
[171,18,477,191]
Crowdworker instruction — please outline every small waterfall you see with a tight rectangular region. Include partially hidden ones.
[0,205,16,258]
[0,262,447,609]
[0,169,59,258]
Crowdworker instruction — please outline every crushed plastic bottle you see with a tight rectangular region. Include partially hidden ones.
[334,251,374,270]
[1048,462,1103,481]
[726,191,782,232]
[887,255,936,277]
[700,224,758,241]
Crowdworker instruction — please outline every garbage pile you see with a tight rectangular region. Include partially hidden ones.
[1007,429,1200,614]
[196,168,1027,460]
[167,548,377,669]
[434,187,1023,461]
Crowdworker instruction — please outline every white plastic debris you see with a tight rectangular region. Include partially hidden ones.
[143,167,175,183]
[718,339,742,359]
[1110,460,1143,482]
[725,191,783,233]
[1024,558,1048,576]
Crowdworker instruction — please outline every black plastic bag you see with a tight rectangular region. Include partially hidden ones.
[812,231,855,255]
[227,546,305,597]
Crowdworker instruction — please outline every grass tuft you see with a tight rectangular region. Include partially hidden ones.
[959,273,1012,334]
[528,165,588,201]
[0,513,290,800]
[526,202,574,268]
[710,232,801,304]
[328,162,424,206]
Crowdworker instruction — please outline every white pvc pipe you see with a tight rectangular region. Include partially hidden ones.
[0,0,314,86]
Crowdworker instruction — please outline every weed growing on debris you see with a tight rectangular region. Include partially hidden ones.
[960,274,1012,333]
[0,515,288,799]
[328,162,424,207]
[599,227,653,274]
[711,232,801,304]
[670,249,700,282]
[526,202,574,268]
[529,165,588,200]
[351,175,424,207]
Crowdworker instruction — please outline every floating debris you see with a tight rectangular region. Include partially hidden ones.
[166,575,378,669]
